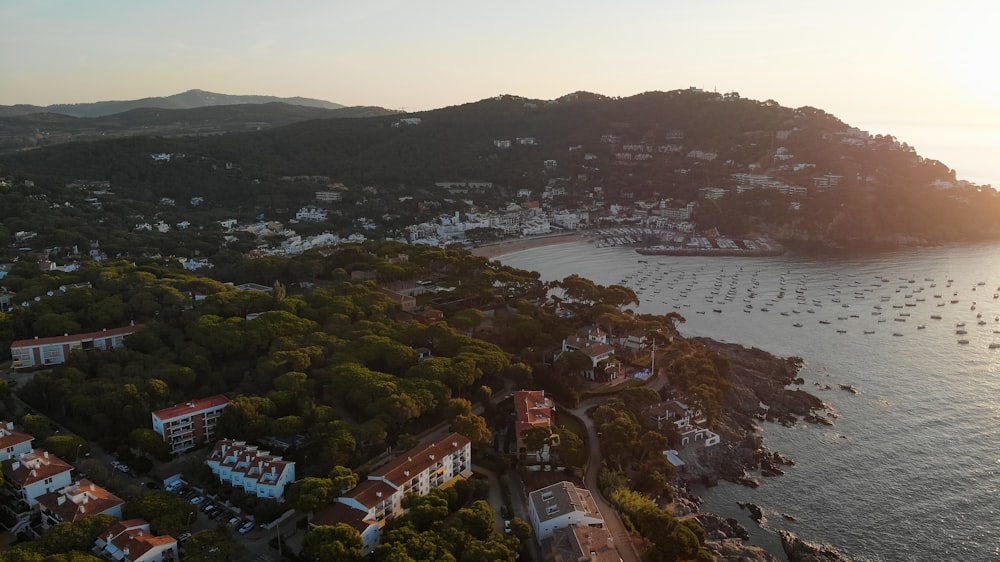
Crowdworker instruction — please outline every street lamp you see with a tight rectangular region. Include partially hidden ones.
[75,443,84,462]
[187,511,196,531]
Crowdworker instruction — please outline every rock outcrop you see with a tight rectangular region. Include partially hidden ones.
[780,530,852,562]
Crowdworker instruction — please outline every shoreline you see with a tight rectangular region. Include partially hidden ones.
[469,232,588,259]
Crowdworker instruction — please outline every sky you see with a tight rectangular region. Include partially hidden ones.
[2,0,999,183]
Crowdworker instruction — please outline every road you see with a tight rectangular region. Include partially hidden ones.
[562,397,643,562]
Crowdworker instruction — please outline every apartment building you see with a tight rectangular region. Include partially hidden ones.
[151,395,229,455]
[10,324,144,369]
[311,432,472,555]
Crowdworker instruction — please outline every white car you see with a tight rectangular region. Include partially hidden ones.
[238,521,254,534]
[189,496,205,505]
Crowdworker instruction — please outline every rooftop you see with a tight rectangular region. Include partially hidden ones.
[152,394,229,421]
[529,481,602,523]
[11,324,144,348]
[2,449,73,487]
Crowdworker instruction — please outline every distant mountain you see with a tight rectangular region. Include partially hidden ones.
[0,101,400,152]
[0,89,346,118]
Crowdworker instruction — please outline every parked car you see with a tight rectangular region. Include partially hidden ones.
[208,509,223,519]
[201,503,216,513]
[500,505,509,519]
[177,532,191,542]
[504,520,512,534]
[238,521,254,534]
[189,496,205,505]
[228,517,241,526]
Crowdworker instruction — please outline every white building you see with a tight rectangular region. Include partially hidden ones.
[528,481,605,543]
[311,433,472,555]
[36,479,124,528]
[0,422,34,461]
[95,519,178,562]
[205,439,296,500]
[151,395,229,455]
[295,206,329,221]
[1,449,74,507]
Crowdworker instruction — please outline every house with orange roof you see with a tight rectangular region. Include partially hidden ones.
[36,479,124,528]
[513,390,559,462]
[0,421,34,462]
[1,449,73,507]
[310,432,472,555]
[205,439,296,500]
[94,519,178,562]
[151,395,229,455]
[10,324,144,369]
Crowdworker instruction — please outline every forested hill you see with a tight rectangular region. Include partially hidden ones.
[3,88,999,245]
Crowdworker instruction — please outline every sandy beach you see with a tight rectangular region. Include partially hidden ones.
[469,232,589,259]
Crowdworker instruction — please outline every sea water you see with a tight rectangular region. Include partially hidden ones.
[499,239,1000,561]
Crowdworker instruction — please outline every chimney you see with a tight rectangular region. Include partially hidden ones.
[376,491,382,498]
[57,495,66,505]
[44,451,49,459]
[90,482,96,491]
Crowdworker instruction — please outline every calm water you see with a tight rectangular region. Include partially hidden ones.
[500,239,1000,561]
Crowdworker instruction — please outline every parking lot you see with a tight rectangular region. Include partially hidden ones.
[165,479,257,538]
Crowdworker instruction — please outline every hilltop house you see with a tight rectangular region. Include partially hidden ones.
[310,433,472,555]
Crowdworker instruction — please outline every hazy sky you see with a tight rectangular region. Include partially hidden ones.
[3,0,997,124]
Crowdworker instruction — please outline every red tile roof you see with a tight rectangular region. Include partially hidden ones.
[0,423,33,453]
[375,432,470,487]
[105,518,176,562]
[36,479,124,522]
[346,479,397,510]
[2,449,73,487]
[11,324,144,348]
[514,390,554,440]
[311,501,377,534]
[152,395,229,422]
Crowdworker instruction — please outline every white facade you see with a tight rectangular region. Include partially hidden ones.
[295,206,329,221]
[528,481,605,543]
[1,449,74,506]
[312,433,472,556]
[205,440,296,500]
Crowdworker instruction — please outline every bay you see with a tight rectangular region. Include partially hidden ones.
[498,239,1000,561]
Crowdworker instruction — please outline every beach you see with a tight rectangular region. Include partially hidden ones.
[469,232,588,259]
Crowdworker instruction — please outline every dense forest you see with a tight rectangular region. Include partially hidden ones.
[0,241,730,561]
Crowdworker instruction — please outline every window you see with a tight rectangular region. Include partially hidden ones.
[546,505,559,515]
[541,491,554,501]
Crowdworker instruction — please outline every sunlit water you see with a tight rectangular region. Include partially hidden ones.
[499,239,1000,561]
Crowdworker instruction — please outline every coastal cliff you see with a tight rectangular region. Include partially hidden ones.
[679,338,850,561]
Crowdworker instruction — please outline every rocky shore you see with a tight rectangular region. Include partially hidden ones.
[678,338,850,561]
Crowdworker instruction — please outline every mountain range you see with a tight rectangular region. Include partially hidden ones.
[0,89,346,118]
[0,90,400,152]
